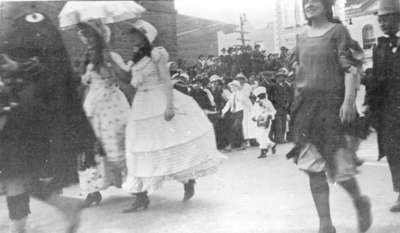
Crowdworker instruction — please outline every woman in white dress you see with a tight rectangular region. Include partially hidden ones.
[76,21,130,207]
[121,20,226,212]
[235,73,257,147]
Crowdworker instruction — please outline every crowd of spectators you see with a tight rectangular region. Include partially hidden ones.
[168,44,296,152]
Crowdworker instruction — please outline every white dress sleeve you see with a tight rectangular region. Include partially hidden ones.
[151,47,169,64]
[110,51,133,72]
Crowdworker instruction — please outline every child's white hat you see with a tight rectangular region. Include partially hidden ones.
[253,86,267,97]
[210,75,223,83]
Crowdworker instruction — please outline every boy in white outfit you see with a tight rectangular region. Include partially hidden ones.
[252,86,276,158]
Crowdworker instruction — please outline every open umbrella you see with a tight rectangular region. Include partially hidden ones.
[58,1,146,29]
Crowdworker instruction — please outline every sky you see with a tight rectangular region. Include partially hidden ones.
[175,0,276,29]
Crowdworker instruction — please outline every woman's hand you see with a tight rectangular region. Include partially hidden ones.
[164,106,175,121]
[340,101,356,123]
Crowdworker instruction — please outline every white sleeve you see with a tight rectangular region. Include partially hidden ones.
[110,51,132,72]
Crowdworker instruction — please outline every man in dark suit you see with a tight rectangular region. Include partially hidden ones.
[365,0,400,212]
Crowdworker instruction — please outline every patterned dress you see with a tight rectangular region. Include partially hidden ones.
[122,47,226,193]
[81,64,130,191]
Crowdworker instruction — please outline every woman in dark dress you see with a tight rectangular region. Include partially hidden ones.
[288,0,372,232]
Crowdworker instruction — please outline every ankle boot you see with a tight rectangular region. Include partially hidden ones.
[183,179,196,202]
[83,192,102,208]
[257,149,267,159]
[123,192,150,213]
[390,194,400,212]
[355,196,372,232]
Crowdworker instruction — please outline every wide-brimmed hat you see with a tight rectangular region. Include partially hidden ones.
[235,73,248,82]
[252,86,267,97]
[124,19,158,43]
[276,68,289,77]
[378,0,400,15]
[228,80,241,89]
[210,75,223,83]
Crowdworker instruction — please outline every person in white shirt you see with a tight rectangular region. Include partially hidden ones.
[235,73,257,147]
[221,80,245,151]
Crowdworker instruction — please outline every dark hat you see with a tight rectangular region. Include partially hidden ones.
[221,48,227,51]
[280,46,288,51]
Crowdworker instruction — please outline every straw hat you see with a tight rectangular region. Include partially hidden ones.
[126,19,158,43]
[228,80,241,89]
[210,75,223,83]
[235,73,248,82]
[252,86,267,97]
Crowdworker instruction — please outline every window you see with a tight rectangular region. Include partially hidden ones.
[362,24,376,49]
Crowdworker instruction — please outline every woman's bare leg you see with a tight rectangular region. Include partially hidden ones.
[308,172,334,233]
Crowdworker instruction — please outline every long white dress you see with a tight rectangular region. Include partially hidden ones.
[81,64,130,192]
[122,47,226,193]
[239,83,257,140]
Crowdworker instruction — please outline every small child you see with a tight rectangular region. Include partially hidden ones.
[252,86,276,159]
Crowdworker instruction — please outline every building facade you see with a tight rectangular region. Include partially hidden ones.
[344,0,381,67]
[177,14,236,65]
[274,0,346,51]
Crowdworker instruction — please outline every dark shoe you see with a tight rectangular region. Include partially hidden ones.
[355,196,372,233]
[257,149,267,159]
[183,179,196,202]
[271,144,277,155]
[222,145,232,152]
[83,192,102,208]
[354,156,365,167]
[122,192,150,213]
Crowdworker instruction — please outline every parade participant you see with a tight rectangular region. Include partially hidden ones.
[76,21,131,208]
[0,3,99,232]
[251,87,276,159]
[235,73,257,148]
[365,0,400,212]
[287,0,372,232]
[120,20,226,212]
[222,80,246,151]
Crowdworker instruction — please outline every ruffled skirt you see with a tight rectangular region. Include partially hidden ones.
[123,86,226,193]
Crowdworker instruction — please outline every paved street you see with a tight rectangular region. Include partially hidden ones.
[1,133,399,233]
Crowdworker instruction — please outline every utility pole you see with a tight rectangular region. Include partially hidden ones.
[235,13,250,46]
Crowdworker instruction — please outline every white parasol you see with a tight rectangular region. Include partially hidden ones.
[58,1,146,29]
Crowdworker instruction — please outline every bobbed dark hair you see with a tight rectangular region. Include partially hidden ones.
[303,0,342,25]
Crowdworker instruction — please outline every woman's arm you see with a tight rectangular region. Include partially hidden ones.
[336,25,358,123]
[155,53,175,121]
[340,67,357,123]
